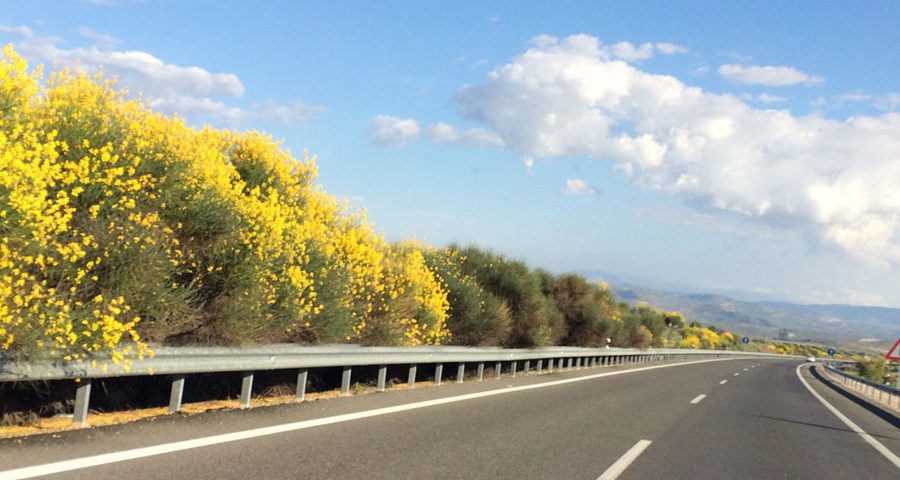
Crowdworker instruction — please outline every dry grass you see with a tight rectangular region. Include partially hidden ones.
[0,381,429,439]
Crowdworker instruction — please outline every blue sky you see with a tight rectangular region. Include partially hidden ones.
[4,1,900,307]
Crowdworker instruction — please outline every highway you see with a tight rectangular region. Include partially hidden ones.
[1,358,898,479]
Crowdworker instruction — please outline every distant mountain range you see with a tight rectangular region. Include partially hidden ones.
[610,285,900,344]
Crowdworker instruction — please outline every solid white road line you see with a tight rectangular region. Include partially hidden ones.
[597,439,653,480]
[796,365,900,470]
[690,394,707,404]
[1,357,745,480]
[719,380,728,385]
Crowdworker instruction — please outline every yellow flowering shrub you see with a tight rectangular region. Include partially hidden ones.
[0,46,451,361]
[353,242,450,346]
[679,326,721,349]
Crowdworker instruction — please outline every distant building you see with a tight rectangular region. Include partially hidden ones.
[777,328,794,341]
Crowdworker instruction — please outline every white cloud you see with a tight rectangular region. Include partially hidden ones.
[368,117,504,148]
[691,65,710,76]
[0,25,323,127]
[840,91,871,103]
[719,64,824,86]
[755,93,787,104]
[875,92,900,111]
[426,122,504,147]
[655,42,689,55]
[524,157,535,175]
[0,25,35,36]
[610,41,689,62]
[450,34,900,267]
[368,115,422,146]
[561,179,599,196]
[75,26,120,45]
[611,41,654,61]
[148,95,244,124]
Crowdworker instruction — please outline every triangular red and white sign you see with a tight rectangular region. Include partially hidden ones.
[886,338,900,361]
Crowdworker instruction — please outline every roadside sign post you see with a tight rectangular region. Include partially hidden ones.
[742,337,749,349]
[827,347,836,367]
[885,339,900,388]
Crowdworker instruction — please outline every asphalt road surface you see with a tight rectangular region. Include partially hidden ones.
[1,357,898,479]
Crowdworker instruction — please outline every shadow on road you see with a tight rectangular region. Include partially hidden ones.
[748,413,900,441]
[809,365,900,430]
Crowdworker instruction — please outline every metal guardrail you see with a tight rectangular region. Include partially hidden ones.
[823,364,900,410]
[0,345,793,425]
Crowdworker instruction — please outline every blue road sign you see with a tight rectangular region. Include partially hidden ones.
[828,348,836,357]
[742,336,750,344]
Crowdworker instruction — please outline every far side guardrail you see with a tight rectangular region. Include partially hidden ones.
[822,363,900,412]
[1,345,795,425]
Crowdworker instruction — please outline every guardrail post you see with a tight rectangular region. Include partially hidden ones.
[169,375,185,413]
[495,362,502,379]
[377,365,387,391]
[457,363,465,383]
[558,358,565,370]
[408,365,417,389]
[536,359,543,372]
[523,360,530,375]
[435,363,444,385]
[575,358,582,370]
[73,379,92,425]
[240,372,254,409]
[296,369,308,401]
[511,361,517,378]
[476,362,485,381]
[341,366,352,396]
[566,358,573,369]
